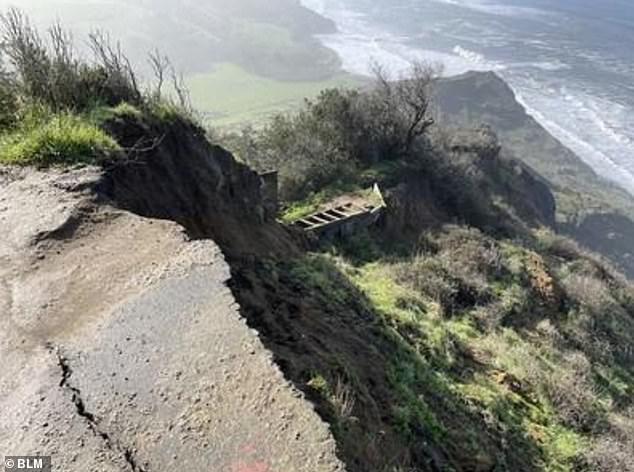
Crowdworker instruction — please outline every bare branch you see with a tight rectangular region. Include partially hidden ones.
[148,48,169,100]
[369,59,442,156]
[0,8,50,100]
[88,29,141,104]
[169,63,193,116]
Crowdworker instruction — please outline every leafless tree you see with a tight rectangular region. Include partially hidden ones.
[148,48,169,100]
[148,48,193,116]
[169,65,193,116]
[49,22,75,67]
[370,60,442,155]
[47,22,80,108]
[0,8,49,100]
[88,29,141,103]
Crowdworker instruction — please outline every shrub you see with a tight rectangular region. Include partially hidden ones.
[249,103,360,200]
[543,352,607,433]
[0,83,17,130]
[395,255,489,316]
[0,9,197,168]
[0,63,17,130]
[0,9,141,112]
[397,257,459,312]
[473,284,531,331]
[524,251,559,305]
[579,410,634,472]
[430,226,503,280]
[219,61,440,202]
[562,273,613,314]
[612,282,634,315]
[396,226,503,316]
[580,436,634,472]
[406,142,501,231]
[535,229,582,261]
[560,271,634,366]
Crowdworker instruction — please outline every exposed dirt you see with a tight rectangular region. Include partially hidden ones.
[0,113,558,471]
[223,253,546,472]
[86,115,550,471]
[0,167,344,472]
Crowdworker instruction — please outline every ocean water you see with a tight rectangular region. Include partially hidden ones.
[301,0,634,196]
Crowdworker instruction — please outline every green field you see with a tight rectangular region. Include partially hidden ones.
[187,63,363,128]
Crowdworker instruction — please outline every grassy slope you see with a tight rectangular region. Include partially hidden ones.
[0,102,182,166]
[188,63,361,128]
[281,226,634,471]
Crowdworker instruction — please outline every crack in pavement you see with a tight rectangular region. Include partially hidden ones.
[46,343,148,472]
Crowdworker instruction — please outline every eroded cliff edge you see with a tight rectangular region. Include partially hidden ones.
[2,100,632,471]
[0,122,344,471]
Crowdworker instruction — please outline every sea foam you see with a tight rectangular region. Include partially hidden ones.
[300,0,634,196]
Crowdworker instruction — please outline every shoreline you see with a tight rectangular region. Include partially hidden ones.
[299,0,634,198]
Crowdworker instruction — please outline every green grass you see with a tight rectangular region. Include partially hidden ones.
[0,99,195,168]
[89,99,195,129]
[280,175,387,223]
[231,19,298,51]
[0,110,120,166]
[144,99,191,125]
[281,182,367,223]
[187,63,362,128]
[280,227,631,470]
[326,243,588,470]
[307,373,330,395]
[88,102,143,125]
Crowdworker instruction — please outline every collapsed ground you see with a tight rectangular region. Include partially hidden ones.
[91,108,634,472]
[3,99,634,472]
[1,13,634,472]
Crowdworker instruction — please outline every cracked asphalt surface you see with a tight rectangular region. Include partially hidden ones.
[0,168,345,472]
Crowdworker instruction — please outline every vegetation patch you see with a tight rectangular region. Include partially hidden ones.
[0,110,119,166]
[299,221,634,471]
[0,8,195,168]
[211,49,634,470]
[218,63,440,202]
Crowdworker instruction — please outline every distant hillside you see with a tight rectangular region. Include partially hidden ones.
[434,71,634,278]
[0,0,340,80]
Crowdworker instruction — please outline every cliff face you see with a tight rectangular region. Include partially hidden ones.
[0,113,560,472]
[384,125,556,240]
[435,71,634,278]
[95,115,304,263]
